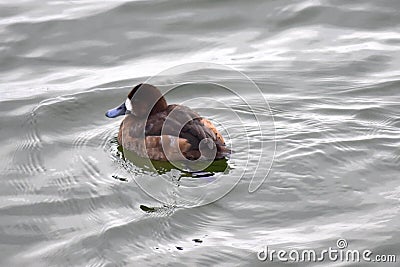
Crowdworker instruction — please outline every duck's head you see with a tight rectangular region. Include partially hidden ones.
[105,83,168,118]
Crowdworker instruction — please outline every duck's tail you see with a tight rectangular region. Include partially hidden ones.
[215,144,231,159]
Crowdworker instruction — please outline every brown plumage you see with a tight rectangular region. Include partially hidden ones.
[107,83,229,161]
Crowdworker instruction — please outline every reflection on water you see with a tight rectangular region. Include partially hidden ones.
[1,0,400,266]
[118,145,230,178]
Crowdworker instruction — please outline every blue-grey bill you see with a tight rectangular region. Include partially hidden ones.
[105,102,126,118]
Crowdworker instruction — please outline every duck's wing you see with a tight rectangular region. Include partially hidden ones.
[199,118,225,145]
[162,105,227,150]
[144,105,204,140]
[199,117,230,158]
[143,104,229,159]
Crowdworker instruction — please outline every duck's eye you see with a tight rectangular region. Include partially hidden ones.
[125,98,133,111]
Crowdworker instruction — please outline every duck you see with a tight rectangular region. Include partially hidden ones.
[105,83,229,161]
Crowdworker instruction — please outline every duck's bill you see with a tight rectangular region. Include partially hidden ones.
[105,102,127,118]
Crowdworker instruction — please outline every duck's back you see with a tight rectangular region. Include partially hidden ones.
[145,104,228,159]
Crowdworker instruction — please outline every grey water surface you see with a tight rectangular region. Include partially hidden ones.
[0,0,399,266]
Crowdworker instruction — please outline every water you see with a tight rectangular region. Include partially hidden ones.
[1,0,399,266]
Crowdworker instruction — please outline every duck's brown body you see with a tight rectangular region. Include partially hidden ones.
[107,84,229,161]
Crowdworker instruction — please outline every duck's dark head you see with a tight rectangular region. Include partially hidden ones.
[105,83,168,118]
